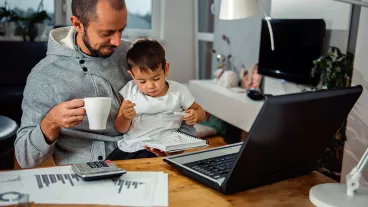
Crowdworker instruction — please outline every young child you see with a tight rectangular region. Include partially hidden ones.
[114,38,206,157]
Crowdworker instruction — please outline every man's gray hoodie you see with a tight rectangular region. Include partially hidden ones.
[15,27,131,168]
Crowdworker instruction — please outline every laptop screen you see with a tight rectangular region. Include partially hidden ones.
[225,86,362,190]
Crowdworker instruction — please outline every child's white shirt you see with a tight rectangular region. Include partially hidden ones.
[117,80,195,152]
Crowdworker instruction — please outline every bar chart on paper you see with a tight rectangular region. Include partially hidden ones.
[35,174,81,189]
[0,167,168,206]
[112,178,147,194]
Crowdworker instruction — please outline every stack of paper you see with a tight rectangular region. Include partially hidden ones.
[0,166,168,206]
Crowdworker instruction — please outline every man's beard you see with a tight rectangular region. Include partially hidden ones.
[82,31,116,58]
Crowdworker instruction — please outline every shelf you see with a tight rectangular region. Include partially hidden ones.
[0,36,48,42]
[188,80,264,132]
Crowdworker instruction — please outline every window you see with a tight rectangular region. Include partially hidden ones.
[123,0,163,39]
[63,0,163,40]
[125,0,152,30]
[3,0,55,25]
[123,0,152,39]
[197,0,214,34]
[195,0,217,79]
[198,41,214,79]
[0,0,55,40]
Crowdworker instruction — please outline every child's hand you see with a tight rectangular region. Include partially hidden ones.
[121,100,136,120]
[182,109,198,125]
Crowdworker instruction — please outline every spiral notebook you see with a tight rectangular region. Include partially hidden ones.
[141,131,208,152]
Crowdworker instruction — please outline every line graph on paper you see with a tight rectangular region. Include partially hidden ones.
[0,176,21,184]
[112,178,147,194]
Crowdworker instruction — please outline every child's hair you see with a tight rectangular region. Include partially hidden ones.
[126,38,166,72]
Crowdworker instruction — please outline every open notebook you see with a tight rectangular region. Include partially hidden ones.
[141,131,208,152]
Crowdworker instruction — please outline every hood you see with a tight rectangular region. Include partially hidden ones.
[46,26,79,57]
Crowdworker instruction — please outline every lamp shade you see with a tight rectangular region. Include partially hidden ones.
[219,0,260,20]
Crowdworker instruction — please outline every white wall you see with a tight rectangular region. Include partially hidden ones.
[271,0,351,30]
[212,0,271,72]
[271,0,352,52]
[163,0,195,83]
[341,6,368,186]
[211,0,352,77]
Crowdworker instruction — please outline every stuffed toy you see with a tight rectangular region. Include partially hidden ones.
[213,69,239,88]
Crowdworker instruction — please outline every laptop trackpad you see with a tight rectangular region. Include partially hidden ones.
[169,143,242,164]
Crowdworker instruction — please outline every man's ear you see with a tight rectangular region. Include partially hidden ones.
[127,70,135,79]
[70,16,85,33]
[164,62,170,77]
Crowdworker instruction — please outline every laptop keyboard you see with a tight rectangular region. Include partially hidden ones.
[184,154,237,179]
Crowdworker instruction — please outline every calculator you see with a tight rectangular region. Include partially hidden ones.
[71,160,126,181]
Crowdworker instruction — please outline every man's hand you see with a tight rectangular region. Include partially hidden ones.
[182,109,198,125]
[41,99,85,143]
[144,146,184,157]
[121,100,136,120]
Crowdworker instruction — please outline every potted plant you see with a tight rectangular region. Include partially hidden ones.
[311,46,354,181]
[0,6,20,36]
[27,0,51,41]
[312,47,353,90]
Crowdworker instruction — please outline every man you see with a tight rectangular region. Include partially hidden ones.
[15,0,185,168]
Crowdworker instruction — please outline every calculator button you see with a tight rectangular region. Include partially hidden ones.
[87,162,96,168]
[93,162,103,168]
[100,161,109,167]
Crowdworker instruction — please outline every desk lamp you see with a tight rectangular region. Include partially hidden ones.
[334,0,368,7]
[309,148,368,207]
[219,0,275,51]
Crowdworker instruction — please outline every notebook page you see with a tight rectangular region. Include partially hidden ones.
[152,132,202,147]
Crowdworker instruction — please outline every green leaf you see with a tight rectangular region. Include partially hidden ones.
[311,46,354,89]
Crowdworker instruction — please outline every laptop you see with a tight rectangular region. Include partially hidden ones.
[163,86,363,194]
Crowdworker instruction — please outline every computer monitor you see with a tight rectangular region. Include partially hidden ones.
[258,19,326,85]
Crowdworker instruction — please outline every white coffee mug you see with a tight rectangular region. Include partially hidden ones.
[83,97,111,130]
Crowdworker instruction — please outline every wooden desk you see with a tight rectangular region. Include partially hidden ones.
[23,157,335,207]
